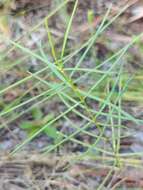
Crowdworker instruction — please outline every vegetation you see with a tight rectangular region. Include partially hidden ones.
[0,0,143,189]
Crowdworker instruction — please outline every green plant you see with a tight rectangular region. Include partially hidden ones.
[0,3,143,189]
[20,107,58,140]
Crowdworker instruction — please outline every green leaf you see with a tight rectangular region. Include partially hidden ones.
[44,126,58,139]
[87,9,94,24]
[20,121,34,129]
[20,114,58,139]
[43,114,59,139]
[31,107,43,120]
[28,128,39,138]
[43,113,54,123]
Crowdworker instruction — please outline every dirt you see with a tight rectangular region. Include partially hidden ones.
[1,0,143,189]
[0,152,143,190]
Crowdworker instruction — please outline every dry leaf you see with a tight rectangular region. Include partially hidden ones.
[0,16,11,37]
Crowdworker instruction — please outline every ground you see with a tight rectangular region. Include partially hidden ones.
[0,0,143,189]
